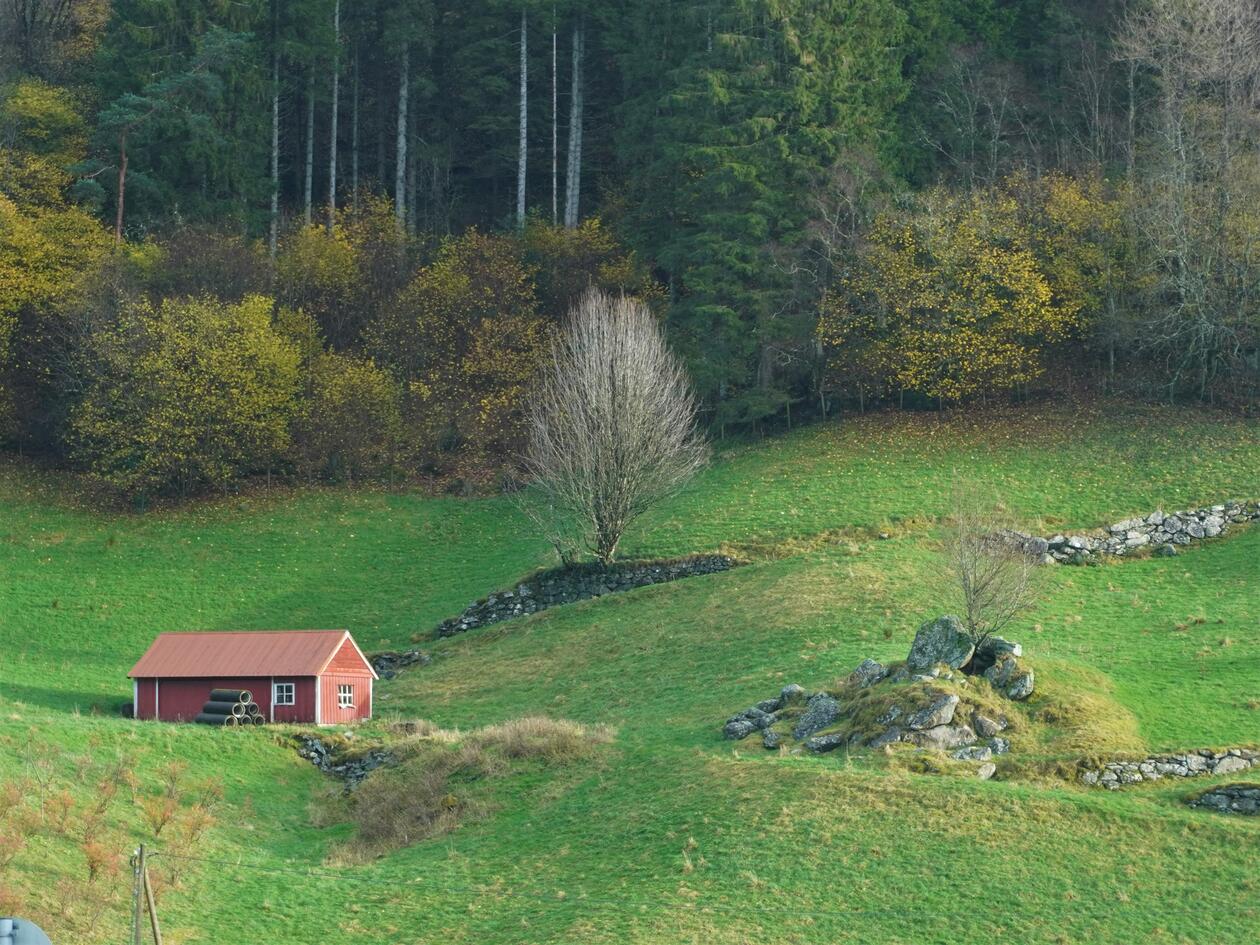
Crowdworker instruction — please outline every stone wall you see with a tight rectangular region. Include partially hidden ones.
[295,735,394,789]
[1080,748,1257,789]
[1010,500,1259,564]
[1188,784,1260,815]
[433,555,735,638]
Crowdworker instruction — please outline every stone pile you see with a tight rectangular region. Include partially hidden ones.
[296,735,395,789]
[434,555,735,638]
[1079,748,1257,789]
[1188,783,1260,815]
[1011,500,1259,564]
[371,648,431,678]
[722,615,1032,779]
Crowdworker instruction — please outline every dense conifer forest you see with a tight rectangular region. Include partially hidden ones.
[2,1,1258,498]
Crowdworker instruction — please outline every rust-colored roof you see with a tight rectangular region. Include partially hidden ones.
[128,630,375,679]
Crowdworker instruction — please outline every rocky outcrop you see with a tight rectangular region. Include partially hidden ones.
[1011,500,1259,565]
[370,649,431,678]
[434,555,735,638]
[721,619,1029,780]
[296,735,394,789]
[1188,783,1260,815]
[1079,748,1258,789]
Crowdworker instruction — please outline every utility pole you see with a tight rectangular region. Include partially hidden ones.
[131,844,163,945]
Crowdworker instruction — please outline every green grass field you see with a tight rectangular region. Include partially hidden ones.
[1,403,1258,944]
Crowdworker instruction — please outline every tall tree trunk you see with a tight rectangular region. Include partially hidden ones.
[114,130,128,246]
[269,0,280,256]
[517,7,528,227]
[304,72,315,225]
[551,7,557,225]
[406,106,417,234]
[351,43,359,212]
[327,0,340,233]
[564,21,584,229]
[395,44,409,224]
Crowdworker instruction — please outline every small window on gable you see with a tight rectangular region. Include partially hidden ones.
[274,682,295,706]
[338,684,354,708]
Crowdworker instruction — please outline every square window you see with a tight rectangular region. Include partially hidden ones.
[338,684,354,708]
[274,682,295,706]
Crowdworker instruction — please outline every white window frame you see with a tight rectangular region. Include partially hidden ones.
[337,684,354,709]
[273,681,296,706]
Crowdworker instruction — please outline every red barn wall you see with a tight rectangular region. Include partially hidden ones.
[319,672,373,723]
[133,677,319,723]
[272,677,317,723]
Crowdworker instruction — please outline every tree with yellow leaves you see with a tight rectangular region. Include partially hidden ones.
[71,295,300,497]
[820,176,1112,405]
[370,229,551,478]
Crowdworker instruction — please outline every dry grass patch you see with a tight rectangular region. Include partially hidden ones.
[323,717,614,861]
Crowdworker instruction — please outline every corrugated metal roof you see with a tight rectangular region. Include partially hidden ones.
[129,630,364,678]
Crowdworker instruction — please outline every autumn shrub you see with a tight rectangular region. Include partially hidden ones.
[370,228,551,477]
[291,351,403,482]
[70,294,301,497]
[276,197,417,350]
[149,226,270,302]
[820,173,1118,405]
[522,216,657,318]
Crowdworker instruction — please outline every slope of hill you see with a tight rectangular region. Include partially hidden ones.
[1,404,1258,943]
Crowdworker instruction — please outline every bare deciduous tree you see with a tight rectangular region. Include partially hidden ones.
[521,290,708,566]
[940,482,1041,648]
[1115,0,1260,401]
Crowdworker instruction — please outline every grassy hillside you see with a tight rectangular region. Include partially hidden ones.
[1,404,1258,943]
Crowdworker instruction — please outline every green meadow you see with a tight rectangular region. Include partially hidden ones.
[2,403,1258,944]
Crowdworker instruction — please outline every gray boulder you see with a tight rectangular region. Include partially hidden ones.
[868,726,903,749]
[805,733,848,753]
[779,683,807,706]
[848,658,889,688]
[905,693,960,731]
[971,713,1005,738]
[904,724,977,750]
[977,763,997,780]
[762,730,782,751]
[989,736,1011,755]
[723,719,756,740]
[984,653,1035,701]
[792,693,841,740]
[906,615,975,673]
[951,745,993,762]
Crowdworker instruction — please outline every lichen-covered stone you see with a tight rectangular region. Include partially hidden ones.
[906,615,975,673]
[903,724,977,750]
[984,653,1035,701]
[905,693,960,731]
[848,658,889,688]
[792,693,841,740]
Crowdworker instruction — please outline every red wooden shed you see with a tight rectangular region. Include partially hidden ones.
[128,630,377,724]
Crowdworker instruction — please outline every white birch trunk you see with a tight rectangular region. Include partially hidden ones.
[269,11,280,257]
[304,72,315,225]
[351,43,359,211]
[395,45,409,224]
[327,0,340,233]
[517,7,528,227]
[551,8,557,225]
[564,22,584,228]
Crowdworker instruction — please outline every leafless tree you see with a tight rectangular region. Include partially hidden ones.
[939,481,1041,648]
[521,290,709,566]
[1115,0,1260,401]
